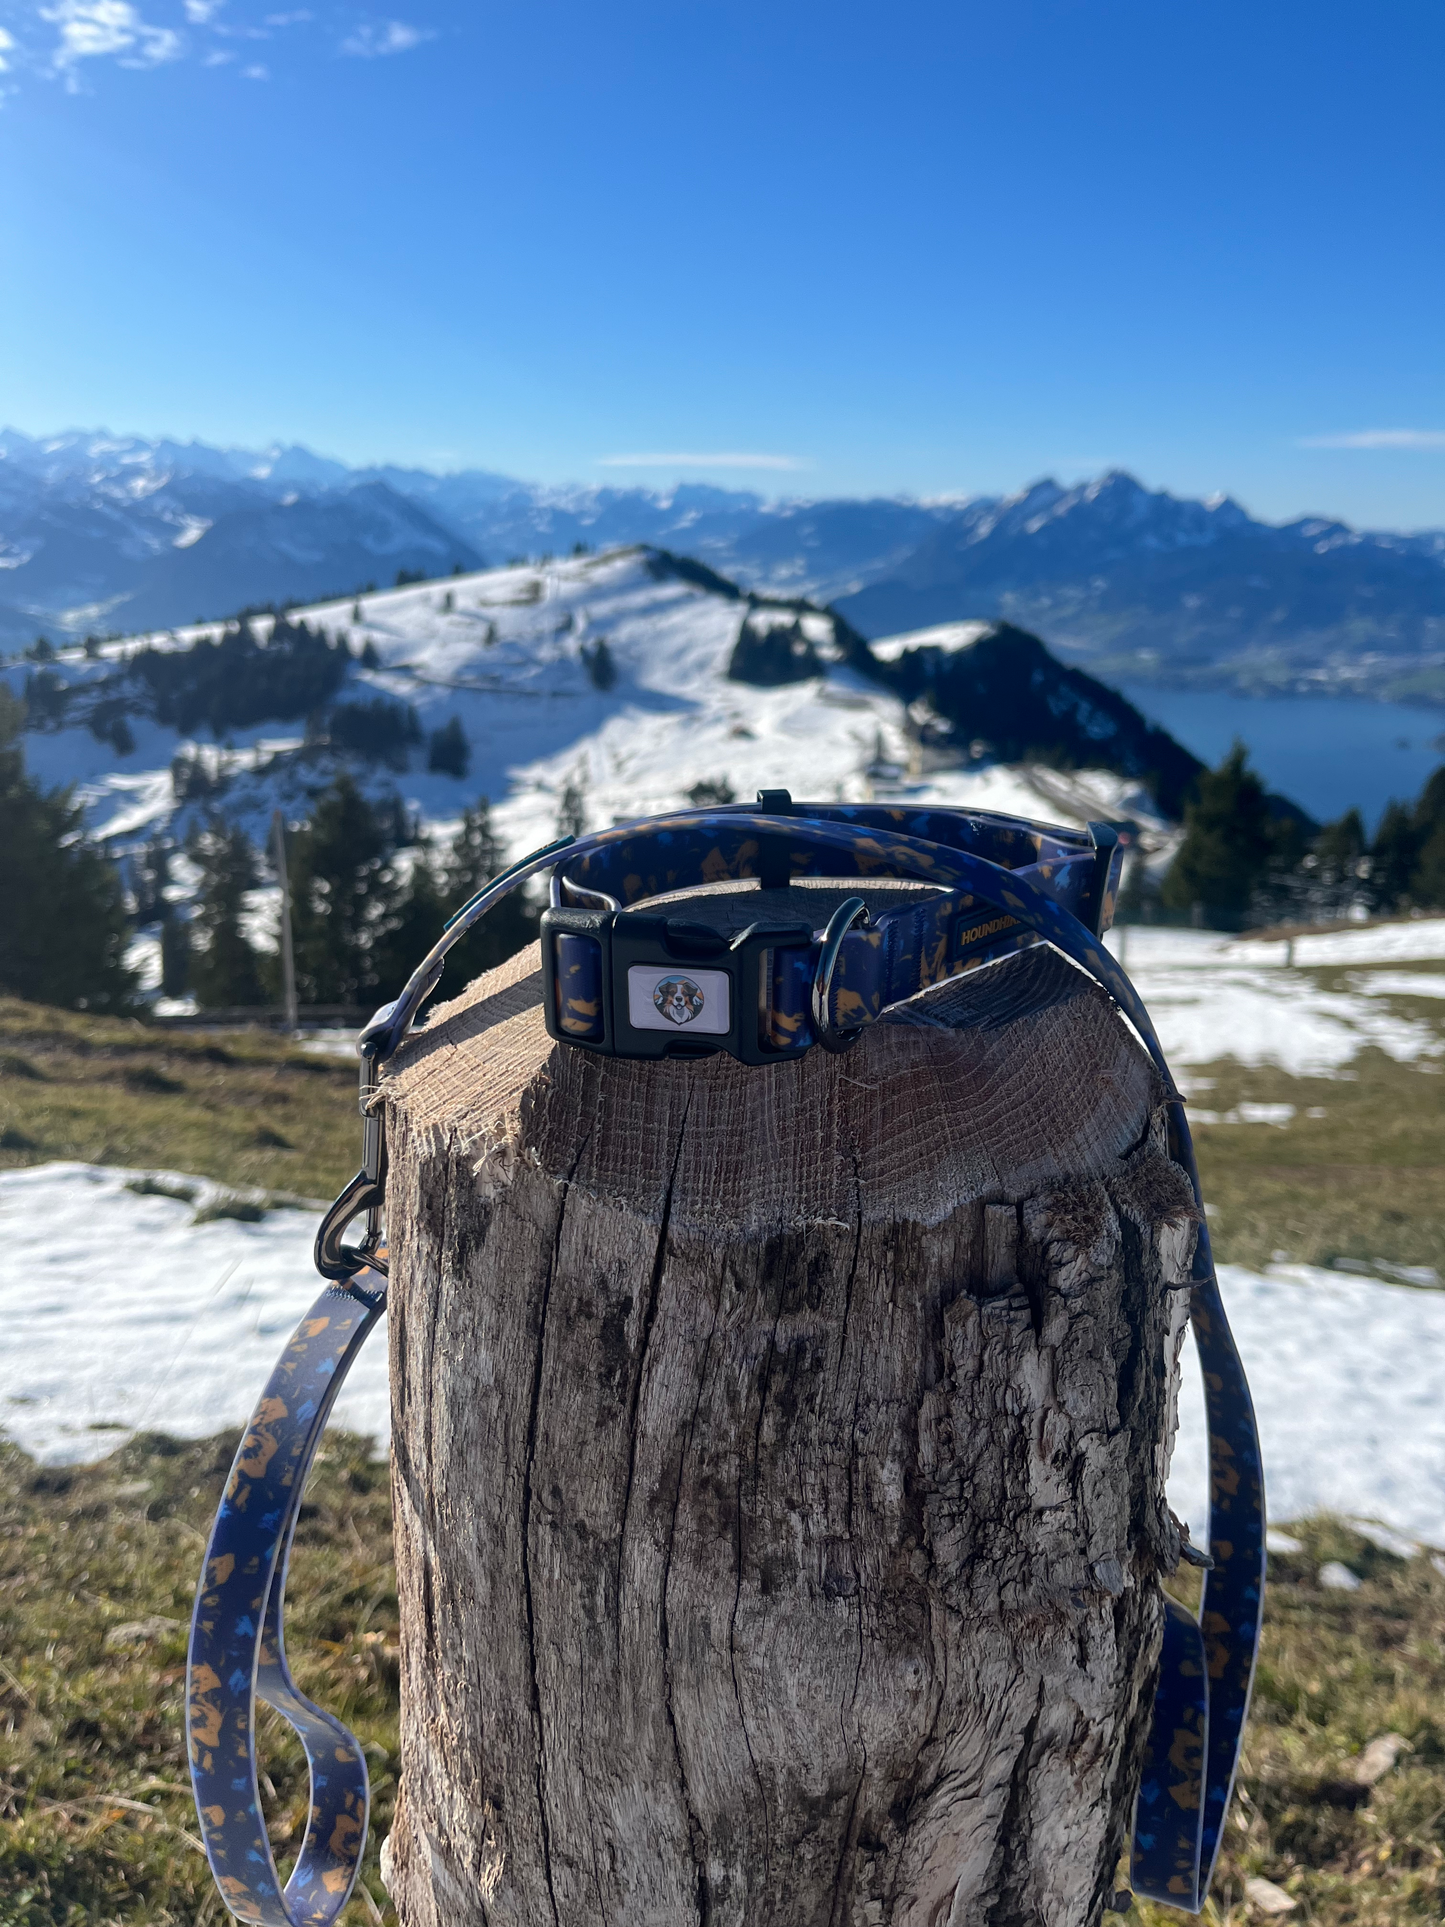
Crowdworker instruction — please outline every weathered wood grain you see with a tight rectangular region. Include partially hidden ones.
[379,917,1196,1927]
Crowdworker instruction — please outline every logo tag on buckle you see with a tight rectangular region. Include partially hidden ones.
[627,965,731,1035]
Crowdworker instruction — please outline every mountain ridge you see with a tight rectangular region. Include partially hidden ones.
[3,430,1443,699]
[3,546,1222,884]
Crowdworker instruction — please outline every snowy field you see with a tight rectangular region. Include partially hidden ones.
[1106,919,1445,1076]
[6,917,1445,1544]
[2,1150,1444,1548]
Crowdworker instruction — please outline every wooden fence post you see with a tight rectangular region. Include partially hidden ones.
[378,931,1197,1927]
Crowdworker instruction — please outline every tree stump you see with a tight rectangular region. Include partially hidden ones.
[379,890,1198,1927]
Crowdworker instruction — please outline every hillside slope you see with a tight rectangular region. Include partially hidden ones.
[3,550,1196,885]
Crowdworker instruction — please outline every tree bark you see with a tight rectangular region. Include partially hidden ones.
[379,908,1197,1927]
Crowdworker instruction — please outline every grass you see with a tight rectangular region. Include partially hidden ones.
[1187,1044,1445,1274]
[0,1428,396,1927]
[0,999,359,1205]
[2,1431,1443,1927]
[3,967,1445,1923]
[1124,1520,1445,1926]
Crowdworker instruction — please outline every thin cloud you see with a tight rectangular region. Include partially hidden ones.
[183,0,221,21]
[240,58,266,75]
[1300,429,1445,451]
[39,0,182,73]
[0,25,14,67]
[340,18,431,55]
[599,451,808,472]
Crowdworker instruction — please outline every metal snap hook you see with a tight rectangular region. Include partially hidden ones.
[811,896,870,1054]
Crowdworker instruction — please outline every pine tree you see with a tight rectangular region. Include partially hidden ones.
[1411,767,1445,909]
[160,911,191,999]
[1283,806,1370,921]
[439,799,534,983]
[189,820,266,1008]
[133,833,173,927]
[555,777,587,840]
[444,797,505,894]
[427,716,471,778]
[1370,799,1419,911]
[1161,741,1281,926]
[581,638,617,691]
[0,687,135,1011]
[1413,828,1445,909]
[369,841,447,998]
[287,774,398,1004]
[364,797,533,1003]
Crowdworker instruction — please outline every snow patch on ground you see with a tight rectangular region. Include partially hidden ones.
[9,1164,1445,1550]
[1105,923,1445,1072]
[0,1165,387,1463]
[1170,1262,1445,1548]
[7,550,1167,862]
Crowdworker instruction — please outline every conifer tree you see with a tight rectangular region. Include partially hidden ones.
[1370,799,1419,911]
[438,797,534,982]
[132,833,173,927]
[368,839,445,998]
[160,911,191,999]
[287,774,398,1004]
[0,687,135,1011]
[189,820,266,1008]
[555,777,587,840]
[1412,828,1445,909]
[427,716,471,778]
[581,637,617,691]
[1161,741,1282,926]
[1411,768,1445,909]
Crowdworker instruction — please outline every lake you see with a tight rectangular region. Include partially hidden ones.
[1114,685,1445,828]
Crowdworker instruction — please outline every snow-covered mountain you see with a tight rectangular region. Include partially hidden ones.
[0,430,482,645]
[4,548,1187,898]
[834,472,1445,697]
[0,429,946,648]
[7,431,1440,697]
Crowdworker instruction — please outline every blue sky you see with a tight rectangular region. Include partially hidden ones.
[1,0,1443,528]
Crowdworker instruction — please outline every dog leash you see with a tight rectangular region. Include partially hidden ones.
[186,797,1264,1921]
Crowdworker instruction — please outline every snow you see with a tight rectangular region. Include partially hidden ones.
[1167,1260,1445,1546]
[5,549,1164,868]
[1355,971,1445,999]
[1105,923,1445,1073]
[867,620,995,663]
[0,1164,389,1464]
[7,1163,1445,1549]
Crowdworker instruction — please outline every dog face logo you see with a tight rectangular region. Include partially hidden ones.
[653,976,705,1026]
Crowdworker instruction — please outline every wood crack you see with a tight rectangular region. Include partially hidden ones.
[519,1136,589,1927]
[616,1089,692,1652]
[661,1260,722,1927]
[728,1249,789,1903]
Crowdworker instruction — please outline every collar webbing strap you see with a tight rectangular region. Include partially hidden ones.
[188,800,1263,1920]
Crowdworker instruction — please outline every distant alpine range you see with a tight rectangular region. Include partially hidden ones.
[3,428,1443,700]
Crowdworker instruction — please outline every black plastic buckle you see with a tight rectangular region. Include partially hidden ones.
[541,905,815,1064]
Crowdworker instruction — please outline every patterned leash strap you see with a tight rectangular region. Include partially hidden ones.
[187,1272,385,1927]
[187,800,1264,1920]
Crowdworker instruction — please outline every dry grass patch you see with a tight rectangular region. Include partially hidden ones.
[0,999,358,1203]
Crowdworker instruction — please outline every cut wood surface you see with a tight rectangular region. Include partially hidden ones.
[378,888,1198,1927]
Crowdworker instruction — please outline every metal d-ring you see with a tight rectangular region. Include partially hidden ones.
[811,896,870,1054]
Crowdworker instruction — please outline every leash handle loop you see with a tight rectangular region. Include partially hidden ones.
[187,1276,385,1927]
